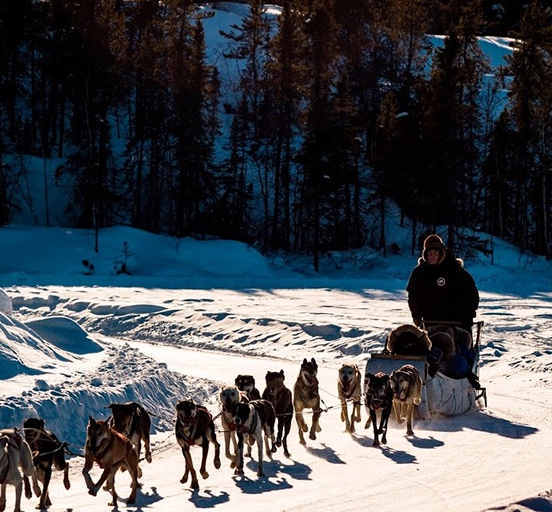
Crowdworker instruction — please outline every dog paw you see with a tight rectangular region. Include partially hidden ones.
[309,432,317,440]
[89,487,99,497]
[214,460,221,470]
[191,481,200,490]
[407,430,414,436]
[234,468,244,476]
[372,440,380,447]
[257,470,265,478]
[271,446,277,453]
[201,471,210,480]
[146,453,152,463]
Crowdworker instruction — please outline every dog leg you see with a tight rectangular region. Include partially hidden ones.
[364,413,372,429]
[340,401,351,432]
[207,428,221,470]
[406,404,415,436]
[90,464,121,499]
[379,404,392,445]
[309,408,321,440]
[22,476,31,500]
[353,400,361,422]
[234,432,245,476]
[124,458,138,504]
[104,473,118,507]
[181,447,199,489]
[295,406,307,444]
[0,483,6,512]
[370,409,380,446]
[256,432,264,477]
[199,437,211,480]
[13,480,23,512]
[223,430,234,464]
[38,467,52,509]
[393,400,405,424]
[63,462,70,490]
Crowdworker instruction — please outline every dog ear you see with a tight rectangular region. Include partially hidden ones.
[302,358,307,364]
[279,369,285,379]
[311,358,316,365]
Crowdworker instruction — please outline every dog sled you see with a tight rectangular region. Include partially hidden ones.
[365,321,486,420]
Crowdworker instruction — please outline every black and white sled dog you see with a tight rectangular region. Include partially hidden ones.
[232,399,276,477]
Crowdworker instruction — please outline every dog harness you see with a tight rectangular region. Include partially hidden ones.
[91,430,132,469]
[176,407,212,446]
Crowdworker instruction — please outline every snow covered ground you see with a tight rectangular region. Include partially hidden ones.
[0,225,551,512]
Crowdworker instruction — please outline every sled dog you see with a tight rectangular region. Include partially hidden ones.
[364,372,394,446]
[293,358,322,445]
[235,375,262,400]
[23,417,70,509]
[390,364,423,436]
[0,429,40,512]
[82,416,139,507]
[262,370,293,457]
[219,386,249,467]
[107,401,152,478]
[174,400,221,489]
[232,399,276,477]
[337,363,362,433]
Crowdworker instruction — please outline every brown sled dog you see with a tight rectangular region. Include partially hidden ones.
[174,400,221,490]
[390,364,423,436]
[337,363,362,433]
[293,358,322,445]
[82,416,139,507]
[23,417,70,510]
[262,370,293,457]
[0,429,41,512]
[107,401,152,478]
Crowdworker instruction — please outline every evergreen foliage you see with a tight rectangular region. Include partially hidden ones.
[0,0,551,266]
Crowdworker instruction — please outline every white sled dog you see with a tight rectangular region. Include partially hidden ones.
[0,429,41,512]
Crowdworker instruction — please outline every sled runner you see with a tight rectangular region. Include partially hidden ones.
[365,321,486,419]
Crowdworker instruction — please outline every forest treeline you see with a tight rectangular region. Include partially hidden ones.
[0,0,551,268]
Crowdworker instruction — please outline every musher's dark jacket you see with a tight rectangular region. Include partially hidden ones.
[406,252,479,326]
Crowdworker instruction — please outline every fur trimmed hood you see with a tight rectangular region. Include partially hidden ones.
[386,324,432,355]
[422,234,446,264]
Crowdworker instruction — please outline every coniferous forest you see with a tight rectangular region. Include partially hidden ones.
[0,0,551,268]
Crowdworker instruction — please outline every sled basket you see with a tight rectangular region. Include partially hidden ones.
[365,321,486,419]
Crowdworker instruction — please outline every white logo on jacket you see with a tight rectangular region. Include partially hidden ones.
[437,277,446,286]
